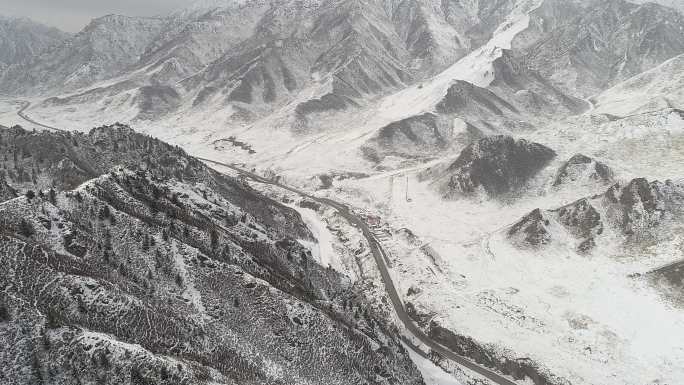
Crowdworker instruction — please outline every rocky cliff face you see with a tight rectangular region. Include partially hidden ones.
[0,124,424,385]
[426,135,557,199]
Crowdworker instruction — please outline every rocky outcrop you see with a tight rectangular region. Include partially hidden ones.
[295,93,359,117]
[136,85,182,119]
[553,154,614,187]
[518,0,684,96]
[509,178,684,252]
[508,209,552,247]
[430,135,556,199]
[648,259,684,308]
[362,113,461,163]
[556,198,604,252]
[607,178,683,236]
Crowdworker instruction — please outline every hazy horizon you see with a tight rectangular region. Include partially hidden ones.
[0,0,189,32]
[2,0,682,33]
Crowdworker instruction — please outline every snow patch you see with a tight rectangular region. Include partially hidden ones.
[404,344,465,385]
[287,203,346,273]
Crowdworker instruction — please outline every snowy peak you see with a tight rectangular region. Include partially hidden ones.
[186,0,415,107]
[140,2,273,82]
[508,208,554,247]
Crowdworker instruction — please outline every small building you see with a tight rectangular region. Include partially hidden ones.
[366,215,382,227]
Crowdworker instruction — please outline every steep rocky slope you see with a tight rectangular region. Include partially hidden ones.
[1,0,537,102]
[0,124,424,385]
[137,3,273,84]
[3,0,681,177]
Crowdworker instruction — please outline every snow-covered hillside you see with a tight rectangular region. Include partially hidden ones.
[0,124,425,385]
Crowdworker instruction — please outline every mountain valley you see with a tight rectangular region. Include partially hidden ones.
[1,0,683,384]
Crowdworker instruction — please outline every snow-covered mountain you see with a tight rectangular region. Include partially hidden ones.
[629,0,684,14]
[516,0,684,96]
[0,15,166,94]
[2,0,682,102]
[0,15,69,71]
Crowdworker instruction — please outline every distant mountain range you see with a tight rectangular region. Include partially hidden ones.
[0,15,69,72]
[0,0,679,177]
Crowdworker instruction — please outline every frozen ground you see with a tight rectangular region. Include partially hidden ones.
[325,104,684,384]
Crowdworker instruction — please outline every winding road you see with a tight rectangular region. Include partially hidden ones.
[197,158,519,385]
[16,101,63,131]
[10,102,519,385]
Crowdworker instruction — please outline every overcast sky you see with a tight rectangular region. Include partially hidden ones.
[0,0,190,32]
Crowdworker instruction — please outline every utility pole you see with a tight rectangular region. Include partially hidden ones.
[405,175,412,202]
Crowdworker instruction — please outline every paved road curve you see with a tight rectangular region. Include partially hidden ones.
[10,103,519,385]
[197,158,520,385]
[16,101,63,131]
